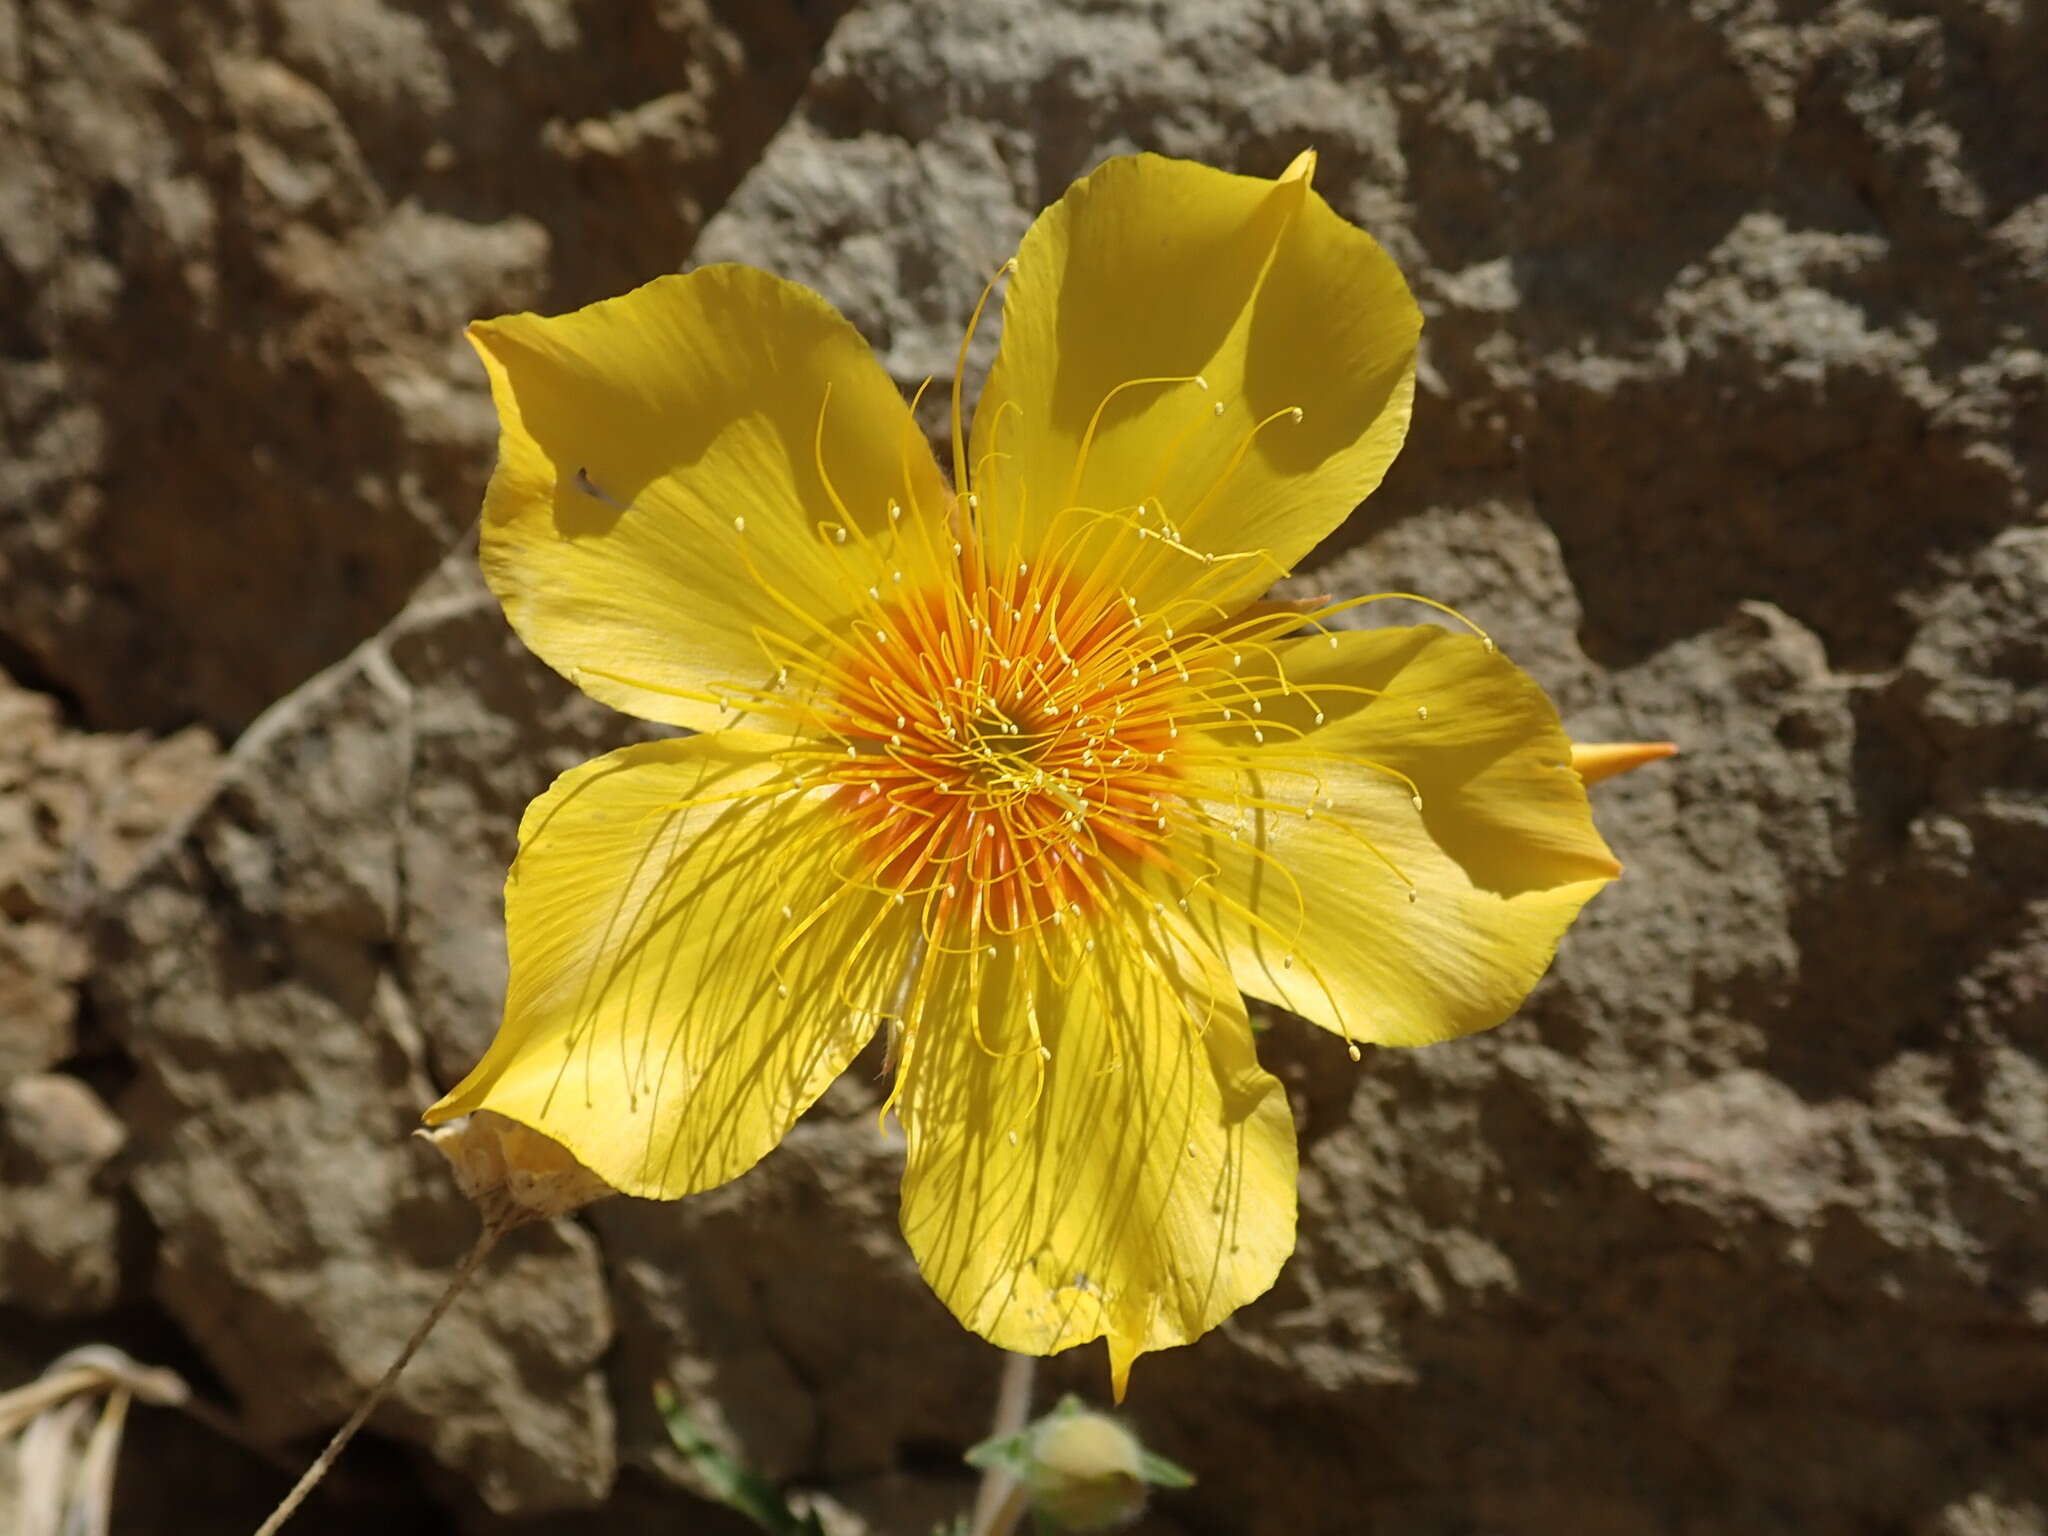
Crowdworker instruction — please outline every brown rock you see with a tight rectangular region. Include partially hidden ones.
[92,566,639,1516]
[0,923,79,1082]
[10,0,2045,1532]
[0,667,220,1086]
[0,1073,125,1314]
[662,2,2048,1532]
[0,0,856,735]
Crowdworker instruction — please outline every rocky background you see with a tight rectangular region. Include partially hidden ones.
[3,0,2045,1531]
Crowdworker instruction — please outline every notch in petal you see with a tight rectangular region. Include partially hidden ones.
[969,153,1420,620]
[897,901,1295,1397]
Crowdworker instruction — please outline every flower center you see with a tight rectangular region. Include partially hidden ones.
[817,551,1189,943]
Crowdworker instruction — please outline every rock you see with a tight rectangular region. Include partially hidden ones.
[0,668,219,1085]
[658,1,2048,1531]
[0,0,856,734]
[595,1114,989,1503]
[0,1074,125,1314]
[0,922,77,1084]
[91,559,642,1516]
[6,0,2044,1531]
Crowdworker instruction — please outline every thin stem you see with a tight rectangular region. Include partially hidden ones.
[249,1223,502,1536]
[977,1479,1032,1536]
[969,1350,1038,1536]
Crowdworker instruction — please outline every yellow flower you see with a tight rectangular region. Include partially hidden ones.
[424,151,1625,1397]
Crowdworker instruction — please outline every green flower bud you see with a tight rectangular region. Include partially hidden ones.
[1024,1409,1147,1532]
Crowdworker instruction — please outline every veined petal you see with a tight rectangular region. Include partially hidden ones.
[1169,626,1618,1047]
[897,902,1295,1399]
[969,152,1418,623]
[425,733,909,1198]
[472,266,954,732]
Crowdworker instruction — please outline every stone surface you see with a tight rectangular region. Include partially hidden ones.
[0,1074,126,1314]
[677,2,2048,1532]
[0,0,2044,1532]
[0,0,854,734]
[0,670,219,1087]
[88,563,642,1517]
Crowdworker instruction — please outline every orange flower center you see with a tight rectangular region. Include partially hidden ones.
[819,550,1192,941]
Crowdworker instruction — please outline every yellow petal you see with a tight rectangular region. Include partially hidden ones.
[1172,626,1618,1047]
[969,152,1418,619]
[896,903,1295,1399]
[1571,740,1678,785]
[425,733,908,1199]
[471,266,953,732]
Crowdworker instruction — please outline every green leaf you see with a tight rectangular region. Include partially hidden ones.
[655,1383,827,1536]
[1137,1450,1196,1489]
[963,1426,1035,1478]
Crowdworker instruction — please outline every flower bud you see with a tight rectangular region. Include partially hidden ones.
[1025,1408,1148,1531]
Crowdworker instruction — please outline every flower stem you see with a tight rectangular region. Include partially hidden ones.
[249,1222,502,1536]
[969,1350,1037,1536]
